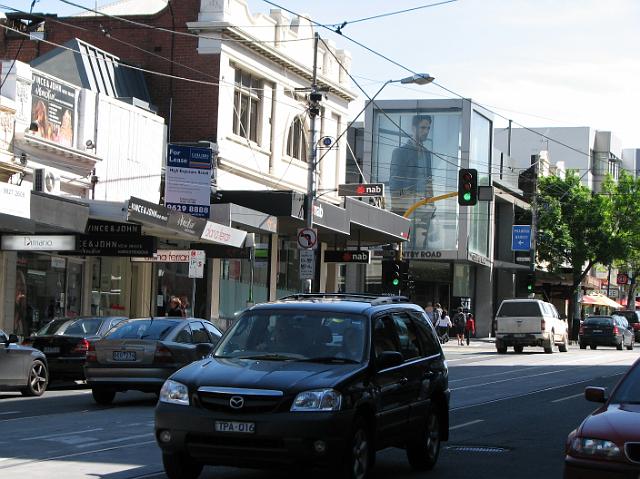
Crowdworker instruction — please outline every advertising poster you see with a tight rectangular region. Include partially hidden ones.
[165,144,213,218]
[31,72,76,148]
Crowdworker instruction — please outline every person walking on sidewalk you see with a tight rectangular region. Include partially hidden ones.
[465,313,476,346]
[452,307,466,346]
[435,310,452,343]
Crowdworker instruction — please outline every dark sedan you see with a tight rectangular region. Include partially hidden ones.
[85,317,222,405]
[0,329,48,396]
[28,316,126,381]
[579,315,634,350]
[564,357,640,478]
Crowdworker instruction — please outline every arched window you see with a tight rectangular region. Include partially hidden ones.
[286,116,308,162]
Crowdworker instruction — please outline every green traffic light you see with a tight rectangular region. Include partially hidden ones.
[392,278,400,286]
[463,192,471,201]
[527,284,533,291]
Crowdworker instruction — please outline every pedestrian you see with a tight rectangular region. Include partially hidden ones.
[434,302,443,324]
[435,310,452,343]
[465,313,476,346]
[179,295,190,318]
[424,302,435,324]
[167,296,183,316]
[452,307,466,346]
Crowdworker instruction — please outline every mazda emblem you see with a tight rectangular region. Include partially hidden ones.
[229,396,244,409]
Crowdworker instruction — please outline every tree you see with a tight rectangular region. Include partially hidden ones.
[536,172,610,326]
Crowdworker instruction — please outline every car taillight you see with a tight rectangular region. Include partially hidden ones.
[154,344,174,363]
[72,339,90,354]
[21,339,32,347]
[86,342,97,362]
[633,323,640,331]
[541,319,546,331]
[613,326,619,335]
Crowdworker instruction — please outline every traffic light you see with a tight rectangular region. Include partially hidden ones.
[458,168,478,206]
[392,261,401,287]
[382,259,408,293]
[526,272,535,293]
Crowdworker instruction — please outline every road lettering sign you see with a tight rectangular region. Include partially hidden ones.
[511,225,531,252]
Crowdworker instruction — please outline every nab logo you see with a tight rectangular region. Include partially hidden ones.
[356,185,366,195]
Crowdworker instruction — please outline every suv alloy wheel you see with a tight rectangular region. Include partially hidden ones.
[406,408,441,470]
[343,417,372,479]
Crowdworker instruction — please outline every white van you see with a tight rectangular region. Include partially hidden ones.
[494,299,569,354]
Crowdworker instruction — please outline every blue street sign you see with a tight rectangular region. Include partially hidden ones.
[512,225,532,251]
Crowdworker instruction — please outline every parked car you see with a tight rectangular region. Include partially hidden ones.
[155,293,450,479]
[85,317,222,405]
[564,357,640,478]
[494,298,569,354]
[26,316,126,382]
[612,310,640,342]
[0,329,49,396]
[579,315,635,350]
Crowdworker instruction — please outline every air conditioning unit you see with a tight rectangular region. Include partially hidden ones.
[33,168,60,195]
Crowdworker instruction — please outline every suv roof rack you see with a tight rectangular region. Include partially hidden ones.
[279,293,410,306]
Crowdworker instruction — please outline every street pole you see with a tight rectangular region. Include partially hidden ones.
[530,155,538,298]
[303,32,320,293]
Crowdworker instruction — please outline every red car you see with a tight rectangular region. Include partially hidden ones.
[564,358,640,478]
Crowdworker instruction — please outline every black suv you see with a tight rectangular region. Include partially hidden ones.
[155,294,450,479]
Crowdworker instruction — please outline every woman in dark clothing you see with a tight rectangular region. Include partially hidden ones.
[167,296,183,316]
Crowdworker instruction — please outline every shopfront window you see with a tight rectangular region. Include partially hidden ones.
[469,111,492,257]
[157,261,194,317]
[91,258,130,317]
[276,237,301,298]
[371,108,462,253]
[219,234,270,319]
[14,254,84,336]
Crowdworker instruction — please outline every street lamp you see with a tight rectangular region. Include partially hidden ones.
[303,64,435,292]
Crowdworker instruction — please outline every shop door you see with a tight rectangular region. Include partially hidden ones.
[65,260,84,318]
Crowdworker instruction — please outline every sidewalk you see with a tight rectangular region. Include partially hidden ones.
[440,336,495,348]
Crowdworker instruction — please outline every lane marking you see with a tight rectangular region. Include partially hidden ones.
[552,392,585,403]
[0,411,20,416]
[452,368,571,391]
[77,433,154,449]
[451,372,625,411]
[20,428,103,441]
[450,419,484,430]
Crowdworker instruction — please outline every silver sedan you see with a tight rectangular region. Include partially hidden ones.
[0,329,48,397]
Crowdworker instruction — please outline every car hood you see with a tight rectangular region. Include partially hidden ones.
[173,356,365,392]
[579,403,640,442]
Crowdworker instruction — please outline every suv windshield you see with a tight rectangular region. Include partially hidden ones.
[215,310,368,362]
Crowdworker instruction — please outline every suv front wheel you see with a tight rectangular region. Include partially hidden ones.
[163,452,203,479]
[342,417,373,479]
[406,408,441,470]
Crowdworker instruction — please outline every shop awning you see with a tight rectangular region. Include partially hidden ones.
[617,297,640,308]
[581,293,622,309]
[213,190,350,238]
[210,203,278,234]
[31,191,89,233]
[345,198,410,245]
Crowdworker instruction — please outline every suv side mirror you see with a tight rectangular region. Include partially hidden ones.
[585,386,607,403]
[195,343,214,359]
[8,334,19,344]
[376,351,403,370]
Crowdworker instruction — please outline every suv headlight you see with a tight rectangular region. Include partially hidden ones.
[159,380,190,406]
[291,389,341,412]
[570,437,621,458]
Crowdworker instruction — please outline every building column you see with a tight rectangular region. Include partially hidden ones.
[130,262,153,318]
[209,258,221,326]
[82,258,94,315]
[475,264,493,337]
[0,251,16,333]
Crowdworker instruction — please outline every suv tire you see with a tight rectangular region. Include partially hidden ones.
[407,408,441,471]
[616,340,624,351]
[579,342,587,349]
[342,417,372,479]
[513,345,524,354]
[544,335,554,354]
[496,341,507,354]
[627,340,634,351]
[558,334,569,352]
[91,388,116,405]
[20,360,48,397]
[162,452,203,479]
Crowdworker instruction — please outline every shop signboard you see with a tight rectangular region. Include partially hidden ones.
[200,220,247,248]
[0,183,30,219]
[337,183,384,197]
[72,235,156,257]
[85,219,141,236]
[31,71,77,148]
[324,250,371,264]
[165,144,213,218]
[127,197,170,228]
[1,235,75,251]
[131,250,192,263]
[167,211,207,238]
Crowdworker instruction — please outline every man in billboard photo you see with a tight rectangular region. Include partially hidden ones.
[389,114,437,247]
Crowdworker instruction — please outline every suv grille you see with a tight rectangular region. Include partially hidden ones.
[625,443,640,463]
[197,387,285,414]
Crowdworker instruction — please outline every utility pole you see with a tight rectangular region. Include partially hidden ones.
[530,156,538,298]
[303,32,321,293]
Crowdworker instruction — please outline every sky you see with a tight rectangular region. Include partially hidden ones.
[2,0,639,149]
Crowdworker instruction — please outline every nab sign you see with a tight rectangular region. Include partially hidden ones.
[338,183,384,197]
[324,250,371,264]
